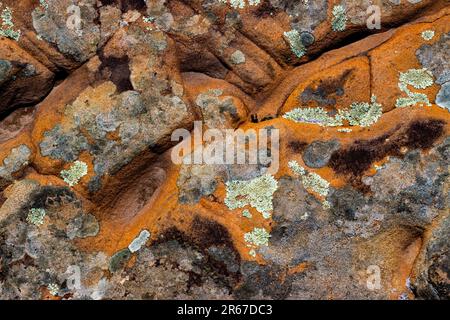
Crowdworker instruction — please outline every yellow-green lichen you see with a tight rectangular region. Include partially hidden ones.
[60,161,88,187]
[26,208,46,226]
[225,174,278,218]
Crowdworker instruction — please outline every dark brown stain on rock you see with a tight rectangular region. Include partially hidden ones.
[120,0,147,12]
[329,119,445,189]
[100,0,117,6]
[156,216,242,288]
[98,52,133,93]
[253,0,281,18]
[288,140,308,153]
[300,69,352,107]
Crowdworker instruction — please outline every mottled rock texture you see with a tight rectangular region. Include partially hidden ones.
[0,0,449,300]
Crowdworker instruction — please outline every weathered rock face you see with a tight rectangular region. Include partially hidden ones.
[0,38,54,115]
[0,0,449,300]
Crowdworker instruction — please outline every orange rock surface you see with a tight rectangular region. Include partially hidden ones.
[0,0,448,300]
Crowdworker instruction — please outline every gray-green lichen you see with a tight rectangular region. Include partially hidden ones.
[109,248,132,273]
[284,29,307,58]
[331,5,347,32]
[396,68,434,108]
[196,89,239,129]
[31,0,102,62]
[0,59,12,85]
[40,125,89,162]
[0,183,110,300]
[60,161,88,187]
[244,227,270,247]
[231,50,246,65]
[436,82,450,112]
[41,61,189,190]
[0,145,31,181]
[288,160,330,198]
[0,4,21,41]
[225,174,278,218]
[26,208,46,226]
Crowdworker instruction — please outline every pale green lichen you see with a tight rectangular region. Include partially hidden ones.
[262,212,271,219]
[300,212,309,220]
[47,283,59,296]
[337,95,383,127]
[128,230,150,253]
[338,128,352,133]
[225,174,278,218]
[26,208,46,226]
[332,5,347,32]
[0,144,31,181]
[231,50,246,65]
[302,171,330,198]
[0,4,21,41]
[289,160,330,197]
[421,30,435,41]
[249,249,256,257]
[284,96,382,128]
[218,0,261,9]
[242,209,252,219]
[244,227,270,247]
[142,16,155,31]
[396,93,431,108]
[143,16,155,23]
[283,107,343,127]
[60,161,88,187]
[396,68,434,108]
[399,68,434,89]
[288,160,306,175]
[283,29,306,58]
[39,0,48,10]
